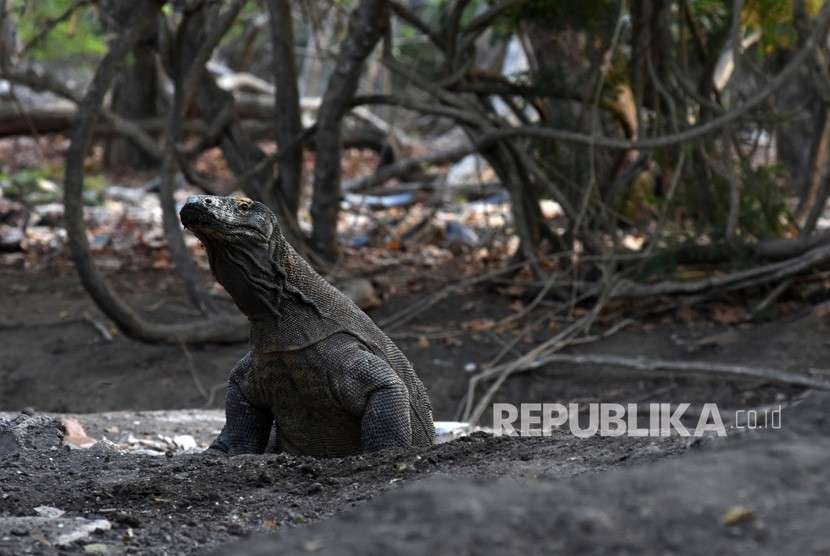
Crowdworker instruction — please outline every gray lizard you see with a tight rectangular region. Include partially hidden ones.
[180,195,434,456]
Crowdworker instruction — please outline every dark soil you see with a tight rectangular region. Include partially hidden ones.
[1,265,829,554]
[222,394,830,556]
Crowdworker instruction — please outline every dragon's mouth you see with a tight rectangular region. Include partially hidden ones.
[179,202,213,230]
[180,203,268,245]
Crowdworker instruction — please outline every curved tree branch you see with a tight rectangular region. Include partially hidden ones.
[64,1,247,344]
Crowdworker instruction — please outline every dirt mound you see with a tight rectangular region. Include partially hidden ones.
[0,413,63,457]
[219,399,830,555]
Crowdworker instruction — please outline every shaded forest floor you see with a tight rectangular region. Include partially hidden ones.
[2,264,830,554]
[2,263,828,419]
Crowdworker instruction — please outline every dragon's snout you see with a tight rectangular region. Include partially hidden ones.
[179,196,214,229]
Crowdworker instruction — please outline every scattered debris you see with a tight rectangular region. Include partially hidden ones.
[0,517,111,547]
[172,434,198,451]
[433,421,491,443]
[61,417,98,449]
[445,154,495,188]
[344,192,415,209]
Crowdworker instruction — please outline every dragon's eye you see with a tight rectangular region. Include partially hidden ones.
[235,198,254,212]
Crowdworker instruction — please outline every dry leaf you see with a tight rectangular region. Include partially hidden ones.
[462,319,496,332]
[712,305,747,325]
[721,506,754,526]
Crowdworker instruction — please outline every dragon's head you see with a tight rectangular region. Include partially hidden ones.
[180,195,276,247]
[180,194,283,317]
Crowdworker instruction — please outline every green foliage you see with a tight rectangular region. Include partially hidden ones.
[742,0,825,51]
[0,167,60,204]
[687,0,826,53]
[0,166,104,205]
[734,162,792,239]
[744,0,798,51]
[11,0,107,61]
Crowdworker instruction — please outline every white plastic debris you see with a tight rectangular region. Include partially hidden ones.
[172,434,197,451]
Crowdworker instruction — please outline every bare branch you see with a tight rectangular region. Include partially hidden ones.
[342,143,477,192]
[2,64,161,158]
[614,240,830,298]
[389,1,443,49]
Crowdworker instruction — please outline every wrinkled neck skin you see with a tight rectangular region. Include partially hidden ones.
[206,232,335,351]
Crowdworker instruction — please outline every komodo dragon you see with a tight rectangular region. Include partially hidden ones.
[179,195,435,456]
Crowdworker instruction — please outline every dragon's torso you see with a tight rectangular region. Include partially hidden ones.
[238,243,435,456]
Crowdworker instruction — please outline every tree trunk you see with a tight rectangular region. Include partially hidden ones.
[310,0,389,262]
[105,41,157,169]
[267,0,303,217]
[100,0,158,170]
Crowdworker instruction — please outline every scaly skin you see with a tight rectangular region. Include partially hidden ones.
[180,195,435,457]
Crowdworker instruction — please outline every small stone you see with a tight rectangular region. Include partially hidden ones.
[303,539,324,552]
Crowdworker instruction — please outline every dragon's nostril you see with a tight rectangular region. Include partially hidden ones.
[204,198,213,205]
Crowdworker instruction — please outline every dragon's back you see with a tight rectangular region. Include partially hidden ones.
[284,246,435,446]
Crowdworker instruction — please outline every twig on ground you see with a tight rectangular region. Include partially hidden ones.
[464,283,618,424]
[83,312,113,342]
[379,257,537,330]
[476,352,830,391]
[752,279,794,315]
